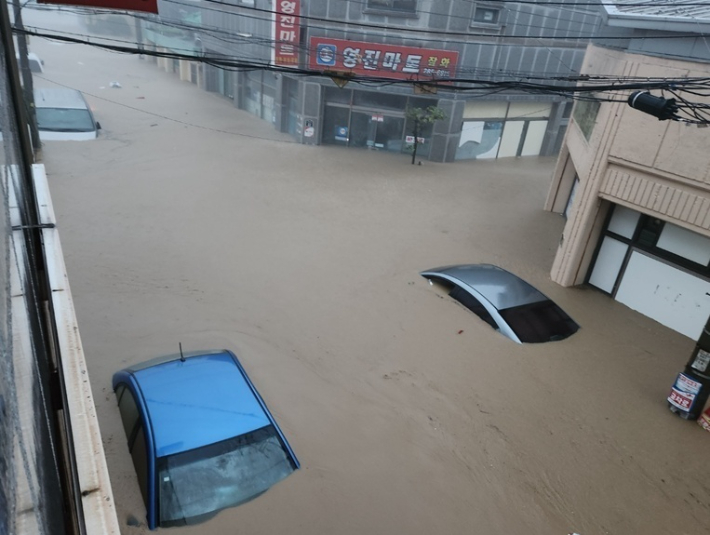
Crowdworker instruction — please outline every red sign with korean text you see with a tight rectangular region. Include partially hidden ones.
[667,372,702,412]
[274,0,301,67]
[309,37,458,81]
[669,387,695,411]
[38,0,157,13]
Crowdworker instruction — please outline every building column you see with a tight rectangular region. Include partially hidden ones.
[274,73,287,133]
[539,100,565,157]
[429,99,464,162]
[300,81,322,146]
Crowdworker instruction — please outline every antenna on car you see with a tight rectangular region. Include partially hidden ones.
[179,342,185,362]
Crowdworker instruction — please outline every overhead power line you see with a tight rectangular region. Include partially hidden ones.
[177,0,710,41]
[14,26,710,91]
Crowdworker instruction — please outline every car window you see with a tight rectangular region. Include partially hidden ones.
[131,425,150,506]
[157,425,296,527]
[116,384,140,444]
[28,59,42,73]
[449,285,499,330]
[35,108,96,132]
[498,299,579,343]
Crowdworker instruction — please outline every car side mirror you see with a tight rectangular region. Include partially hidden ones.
[96,122,102,130]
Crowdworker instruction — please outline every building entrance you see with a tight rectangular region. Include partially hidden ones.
[323,105,406,153]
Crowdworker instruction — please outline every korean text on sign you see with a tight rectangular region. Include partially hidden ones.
[275,0,300,67]
[310,37,459,81]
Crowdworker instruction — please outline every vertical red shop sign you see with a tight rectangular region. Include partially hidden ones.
[274,0,301,67]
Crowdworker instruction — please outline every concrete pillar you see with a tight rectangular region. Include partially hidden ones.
[274,73,287,133]
[540,100,565,157]
[300,81,322,146]
[429,98,464,162]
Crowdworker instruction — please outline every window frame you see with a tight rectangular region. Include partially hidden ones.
[470,2,503,29]
[365,0,418,16]
[116,383,141,445]
[572,97,601,141]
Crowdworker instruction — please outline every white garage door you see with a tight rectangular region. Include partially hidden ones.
[615,251,710,339]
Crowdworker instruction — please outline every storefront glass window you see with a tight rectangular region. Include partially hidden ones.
[323,106,350,146]
[455,121,503,160]
[374,115,405,151]
[404,117,434,158]
[262,75,276,123]
[263,71,278,89]
[325,87,352,105]
[349,112,372,148]
[245,71,262,118]
[408,97,437,109]
[286,79,300,137]
[353,91,403,111]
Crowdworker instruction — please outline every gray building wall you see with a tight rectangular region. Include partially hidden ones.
[194,0,641,161]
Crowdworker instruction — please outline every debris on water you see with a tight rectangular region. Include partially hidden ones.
[110,81,122,88]
[457,330,464,334]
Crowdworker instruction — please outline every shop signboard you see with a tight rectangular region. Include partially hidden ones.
[304,119,314,138]
[668,372,702,412]
[309,37,459,81]
[273,0,301,67]
[335,126,348,142]
[405,136,426,144]
[38,0,157,12]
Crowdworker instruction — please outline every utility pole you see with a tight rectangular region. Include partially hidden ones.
[11,0,41,151]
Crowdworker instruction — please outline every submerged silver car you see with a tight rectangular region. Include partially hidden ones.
[421,264,579,343]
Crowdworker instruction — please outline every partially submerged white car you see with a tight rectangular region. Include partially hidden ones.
[34,88,101,141]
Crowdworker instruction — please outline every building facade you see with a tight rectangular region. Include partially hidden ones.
[144,0,632,162]
[545,5,710,340]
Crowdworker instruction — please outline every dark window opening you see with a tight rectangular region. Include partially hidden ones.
[473,7,500,24]
[131,426,150,506]
[367,0,417,13]
[449,286,498,330]
[116,385,141,445]
[498,300,579,343]
[636,215,664,248]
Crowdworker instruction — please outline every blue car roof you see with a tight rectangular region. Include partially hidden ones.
[117,351,272,458]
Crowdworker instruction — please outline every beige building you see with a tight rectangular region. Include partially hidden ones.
[546,43,710,340]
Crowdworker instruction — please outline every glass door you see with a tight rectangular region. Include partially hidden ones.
[349,112,372,148]
[376,115,405,152]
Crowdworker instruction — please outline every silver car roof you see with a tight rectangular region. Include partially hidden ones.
[420,264,547,310]
[34,88,89,110]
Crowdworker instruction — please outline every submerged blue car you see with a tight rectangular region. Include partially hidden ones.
[112,349,299,529]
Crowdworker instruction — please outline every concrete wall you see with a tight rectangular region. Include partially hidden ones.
[546,45,710,286]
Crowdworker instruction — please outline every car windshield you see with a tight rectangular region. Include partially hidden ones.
[498,299,579,343]
[158,425,296,527]
[36,108,95,132]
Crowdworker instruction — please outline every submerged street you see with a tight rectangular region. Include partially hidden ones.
[27,12,710,535]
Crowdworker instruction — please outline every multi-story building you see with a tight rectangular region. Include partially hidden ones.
[146,0,632,162]
[545,2,710,340]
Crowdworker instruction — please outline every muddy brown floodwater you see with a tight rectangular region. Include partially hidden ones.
[26,10,710,535]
